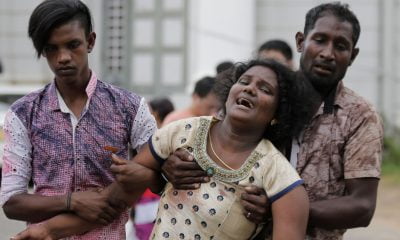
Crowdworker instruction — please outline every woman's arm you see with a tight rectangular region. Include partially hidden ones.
[271,185,309,240]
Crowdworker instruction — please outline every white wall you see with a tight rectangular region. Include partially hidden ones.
[187,0,256,84]
[0,0,52,85]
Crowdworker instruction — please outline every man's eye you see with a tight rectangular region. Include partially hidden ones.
[44,46,56,53]
[68,41,81,49]
[336,43,348,51]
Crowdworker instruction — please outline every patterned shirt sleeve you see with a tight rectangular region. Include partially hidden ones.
[130,98,157,151]
[0,110,32,206]
[344,109,383,179]
[263,151,303,203]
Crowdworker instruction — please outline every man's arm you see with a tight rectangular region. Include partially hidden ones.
[308,177,378,229]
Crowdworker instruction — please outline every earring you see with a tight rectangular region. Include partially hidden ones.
[270,119,278,126]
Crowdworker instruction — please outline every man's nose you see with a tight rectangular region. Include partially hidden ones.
[57,48,71,64]
[320,43,334,61]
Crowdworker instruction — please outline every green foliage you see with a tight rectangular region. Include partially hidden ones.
[382,137,400,182]
[383,137,400,165]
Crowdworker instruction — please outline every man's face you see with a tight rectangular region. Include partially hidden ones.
[43,20,95,86]
[296,14,359,93]
[194,92,221,117]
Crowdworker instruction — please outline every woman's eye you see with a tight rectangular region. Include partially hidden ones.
[238,79,248,85]
[260,86,271,94]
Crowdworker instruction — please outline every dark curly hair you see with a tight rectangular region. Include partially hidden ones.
[214,59,313,149]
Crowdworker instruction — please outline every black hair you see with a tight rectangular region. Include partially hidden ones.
[149,97,175,122]
[214,59,313,149]
[216,61,234,74]
[193,76,216,98]
[258,40,293,61]
[28,0,93,58]
[304,2,360,46]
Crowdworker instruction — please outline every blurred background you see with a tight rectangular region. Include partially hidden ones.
[0,0,399,239]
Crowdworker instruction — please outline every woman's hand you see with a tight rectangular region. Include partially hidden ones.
[110,154,151,192]
[11,225,53,240]
[241,186,271,224]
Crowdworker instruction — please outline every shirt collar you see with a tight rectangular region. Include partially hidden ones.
[47,70,98,112]
[313,81,345,117]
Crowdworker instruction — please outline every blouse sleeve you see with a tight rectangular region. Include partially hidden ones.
[148,118,191,165]
[262,151,304,203]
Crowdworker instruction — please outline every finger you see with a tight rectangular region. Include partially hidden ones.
[174,176,210,185]
[241,191,268,206]
[111,154,128,165]
[11,230,29,240]
[244,185,264,195]
[175,161,204,171]
[173,148,194,162]
[172,183,201,190]
[110,164,124,174]
[99,211,114,224]
[172,169,208,178]
[103,204,120,219]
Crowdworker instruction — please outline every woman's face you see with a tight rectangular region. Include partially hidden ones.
[225,65,279,128]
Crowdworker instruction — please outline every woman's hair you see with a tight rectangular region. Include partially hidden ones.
[28,0,93,58]
[214,59,313,149]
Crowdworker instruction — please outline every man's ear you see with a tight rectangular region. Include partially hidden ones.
[295,32,305,53]
[87,32,96,53]
[349,47,359,66]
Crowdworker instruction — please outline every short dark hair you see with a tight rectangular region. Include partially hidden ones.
[149,97,175,122]
[28,0,93,58]
[216,61,234,74]
[304,2,360,46]
[258,40,293,61]
[214,59,313,148]
[193,76,216,98]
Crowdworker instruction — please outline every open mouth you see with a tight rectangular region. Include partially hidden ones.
[236,97,254,109]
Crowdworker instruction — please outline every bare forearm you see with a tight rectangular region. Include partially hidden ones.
[106,168,160,207]
[3,193,67,222]
[44,213,98,239]
[309,196,375,229]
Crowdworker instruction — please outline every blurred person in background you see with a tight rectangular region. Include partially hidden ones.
[257,39,294,70]
[131,97,175,240]
[1,0,157,239]
[162,76,221,126]
[216,60,234,75]
[148,97,175,128]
